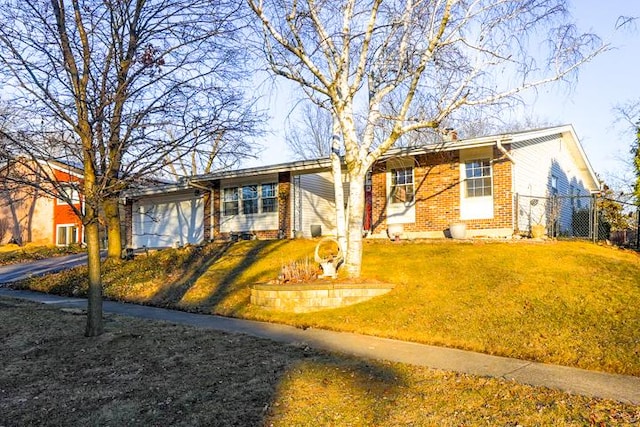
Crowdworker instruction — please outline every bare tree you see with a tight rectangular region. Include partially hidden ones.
[286,102,333,159]
[164,98,264,179]
[614,101,640,202]
[0,0,258,336]
[248,0,606,277]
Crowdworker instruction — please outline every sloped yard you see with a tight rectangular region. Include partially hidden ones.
[0,243,84,266]
[14,239,640,376]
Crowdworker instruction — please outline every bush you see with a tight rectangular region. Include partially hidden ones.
[278,257,320,284]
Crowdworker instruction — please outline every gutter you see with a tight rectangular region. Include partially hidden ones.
[187,180,212,192]
[496,138,515,164]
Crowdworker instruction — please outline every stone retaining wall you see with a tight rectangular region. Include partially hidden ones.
[250,283,394,313]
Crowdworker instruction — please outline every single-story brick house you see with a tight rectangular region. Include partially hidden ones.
[0,159,84,246]
[122,124,599,247]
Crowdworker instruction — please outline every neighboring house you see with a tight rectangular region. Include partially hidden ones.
[122,125,600,247]
[0,159,84,246]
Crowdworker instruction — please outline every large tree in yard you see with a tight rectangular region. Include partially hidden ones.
[0,0,256,336]
[614,101,640,205]
[248,0,605,277]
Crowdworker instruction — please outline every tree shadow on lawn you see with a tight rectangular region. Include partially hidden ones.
[146,241,235,306]
[147,240,290,314]
[0,298,406,426]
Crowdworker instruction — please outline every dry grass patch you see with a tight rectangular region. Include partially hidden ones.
[13,239,640,376]
[1,297,638,426]
[0,243,84,266]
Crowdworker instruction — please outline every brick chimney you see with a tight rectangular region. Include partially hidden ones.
[444,128,458,142]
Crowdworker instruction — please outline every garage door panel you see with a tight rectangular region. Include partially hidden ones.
[133,195,203,248]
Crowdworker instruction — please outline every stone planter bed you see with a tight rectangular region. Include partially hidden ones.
[250,282,395,313]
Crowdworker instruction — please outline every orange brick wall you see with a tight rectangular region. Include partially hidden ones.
[371,147,513,234]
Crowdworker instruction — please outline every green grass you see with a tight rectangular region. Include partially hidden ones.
[14,239,640,376]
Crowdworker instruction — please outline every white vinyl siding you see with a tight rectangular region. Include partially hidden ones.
[511,133,592,233]
[133,192,204,248]
[512,134,571,197]
[292,171,338,237]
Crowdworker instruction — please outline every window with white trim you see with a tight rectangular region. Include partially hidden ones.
[223,183,278,216]
[261,183,277,213]
[223,187,239,216]
[56,224,78,246]
[57,184,80,204]
[390,168,414,204]
[464,159,492,197]
[242,185,259,215]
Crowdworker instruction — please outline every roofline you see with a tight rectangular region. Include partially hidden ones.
[125,124,600,197]
[557,124,600,191]
[122,182,196,198]
[188,158,332,183]
[39,159,84,179]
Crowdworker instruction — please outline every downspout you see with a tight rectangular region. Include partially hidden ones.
[187,180,210,192]
[496,139,515,164]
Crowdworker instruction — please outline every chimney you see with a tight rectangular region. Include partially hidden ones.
[444,128,458,142]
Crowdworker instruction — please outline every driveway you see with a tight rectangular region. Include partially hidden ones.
[0,253,92,285]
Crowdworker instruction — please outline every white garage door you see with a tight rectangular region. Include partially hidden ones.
[133,194,204,248]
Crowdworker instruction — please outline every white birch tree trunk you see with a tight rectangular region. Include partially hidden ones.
[330,126,347,255]
[248,0,605,278]
[345,172,366,277]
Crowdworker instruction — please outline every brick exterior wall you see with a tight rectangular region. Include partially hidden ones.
[211,180,221,240]
[370,162,387,233]
[371,147,513,235]
[218,230,280,240]
[203,190,211,241]
[278,172,291,238]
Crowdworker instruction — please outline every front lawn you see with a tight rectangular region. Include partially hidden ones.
[2,297,638,426]
[0,243,85,266]
[14,239,640,376]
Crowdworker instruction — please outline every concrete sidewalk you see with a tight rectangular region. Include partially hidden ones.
[1,287,638,405]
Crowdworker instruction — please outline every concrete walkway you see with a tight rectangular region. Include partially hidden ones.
[1,287,638,405]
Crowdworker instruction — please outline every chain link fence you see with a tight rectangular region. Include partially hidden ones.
[514,193,640,249]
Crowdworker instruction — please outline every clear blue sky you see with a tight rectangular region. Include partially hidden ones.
[248,1,640,189]
[524,0,640,187]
